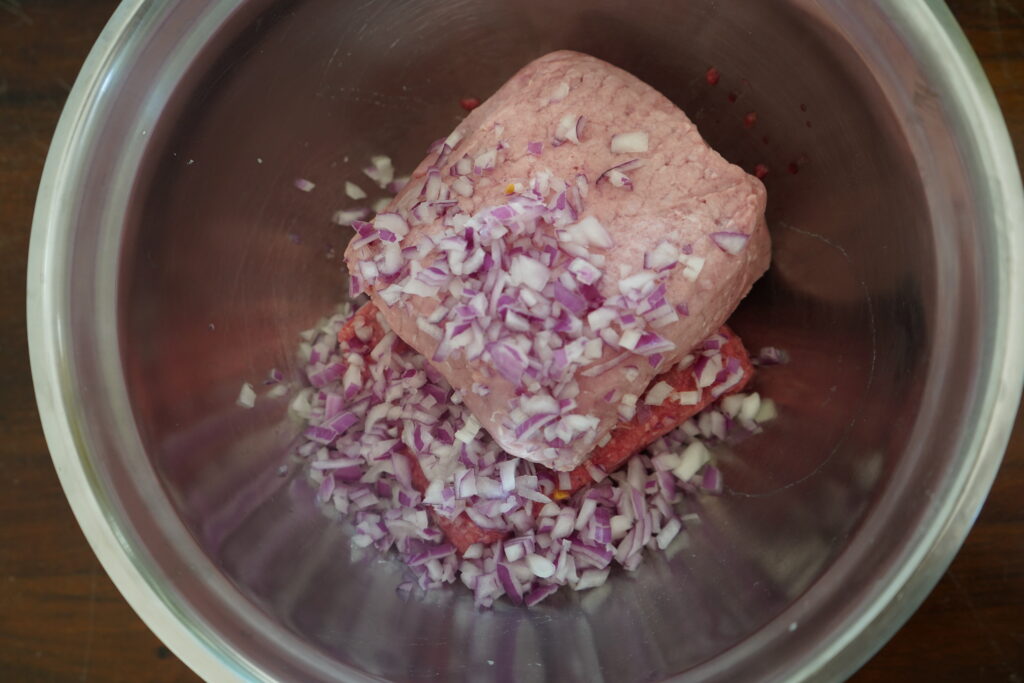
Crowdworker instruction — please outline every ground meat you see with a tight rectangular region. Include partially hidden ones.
[346,51,769,471]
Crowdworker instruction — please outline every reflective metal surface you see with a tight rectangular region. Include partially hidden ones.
[28,0,1024,681]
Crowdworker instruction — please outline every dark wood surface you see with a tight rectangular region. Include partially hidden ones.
[0,1,1021,681]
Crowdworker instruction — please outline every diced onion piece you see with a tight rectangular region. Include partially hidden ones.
[644,381,675,406]
[424,170,444,201]
[587,307,617,331]
[565,216,613,249]
[710,231,750,255]
[455,155,473,175]
[596,159,643,187]
[755,398,778,423]
[454,415,482,443]
[445,128,464,148]
[236,382,256,408]
[618,329,642,351]
[546,81,570,104]
[610,131,649,154]
[606,170,632,190]
[345,181,367,199]
[574,568,610,591]
[656,518,682,550]
[363,155,394,188]
[499,459,517,491]
[720,393,746,417]
[555,114,582,144]
[618,393,638,420]
[509,255,551,291]
[680,255,705,281]
[645,241,680,271]
[374,212,409,238]
[505,543,526,563]
[618,271,656,298]
[673,441,711,482]
[677,390,699,406]
[526,554,556,578]
[474,148,498,173]
[610,515,632,540]
[568,257,601,285]
[452,176,474,197]
[332,208,369,226]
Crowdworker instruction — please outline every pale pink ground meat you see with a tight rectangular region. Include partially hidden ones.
[346,50,770,471]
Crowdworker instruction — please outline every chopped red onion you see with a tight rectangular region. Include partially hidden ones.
[644,241,681,271]
[546,81,570,104]
[509,254,551,291]
[297,150,773,606]
[701,466,722,494]
[327,411,360,435]
[525,583,559,606]
[345,181,367,200]
[514,412,558,440]
[710,231,750,255]
[236,382,256,409]
[673,441,711,481]
[496,563,523,604]
[553,281,588,316]
[333,208,369,226]
[567,257,601,286]
[565,216,613,249]
[454,155,473,176]
[423,170,445,201]
[363,155,394,189]
[451,176,474,197]
[387,176,410,194]
[474,148,498,174]
[317,474,335,503]
[554,114,582,144]
[610,131,649,154]
[487,342,527,385]
[606,170,632,190]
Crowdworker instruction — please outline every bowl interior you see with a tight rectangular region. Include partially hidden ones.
[59,0,994,680]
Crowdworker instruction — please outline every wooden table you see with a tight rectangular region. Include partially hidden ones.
[0,1,1020,680]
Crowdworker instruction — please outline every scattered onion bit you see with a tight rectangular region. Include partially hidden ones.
[610,131,649,154]
[236,382,256,409]
[710,232,750,255]
[345,181,367,200]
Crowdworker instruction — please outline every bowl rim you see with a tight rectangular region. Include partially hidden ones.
[27,0,1024,681]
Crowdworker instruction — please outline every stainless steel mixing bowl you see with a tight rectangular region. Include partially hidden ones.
[28,0,1024,681]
